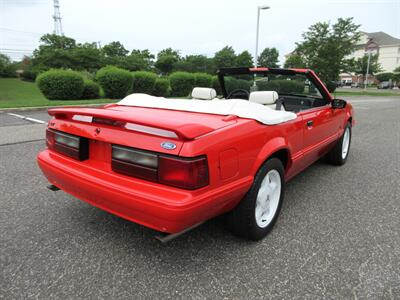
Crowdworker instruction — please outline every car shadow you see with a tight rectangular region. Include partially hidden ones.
[61,154,351,260]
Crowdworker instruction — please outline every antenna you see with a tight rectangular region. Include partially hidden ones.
[53,0,64,36]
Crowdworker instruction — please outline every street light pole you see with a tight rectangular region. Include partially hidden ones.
[364,50,371,90]
[254,5,270,68]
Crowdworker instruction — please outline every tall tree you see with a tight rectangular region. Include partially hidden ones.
[38,33,76,50]
[72,43,103,72]
[214,46,236,68]
[235,51,253,67]
[155,48,181,74]
[157,48,181,60]
[257,48,279,68]
[294,17,361,83]
[176,55,215,74]
[102,41,128,57]
[125,49,154,71]
[284,53,306,68]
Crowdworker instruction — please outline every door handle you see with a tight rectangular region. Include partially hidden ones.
[306,120,313,127]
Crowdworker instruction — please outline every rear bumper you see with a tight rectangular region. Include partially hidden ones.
[37,150,252,233]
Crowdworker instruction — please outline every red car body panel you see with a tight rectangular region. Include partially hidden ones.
[37,68,354,233]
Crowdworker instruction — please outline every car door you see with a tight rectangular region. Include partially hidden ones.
[298,103,339,167]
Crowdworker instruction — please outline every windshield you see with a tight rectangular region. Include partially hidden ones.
[223,73,323,99]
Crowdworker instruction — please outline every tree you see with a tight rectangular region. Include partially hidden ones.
[72,43,103,72]
[294,18,361,83]
[175,55,215,74]
[155,55,178,74]
[0,53,17,77]
[375,72,394,82]
[257,48,279,68]
[235,51,253,67]
[284,53,306,68]
[125,49,154,71]
[214,46,236,68]
[38,33,76,50]
[102,41,128,57]
[393,66,400,73]
[349,54,382,80]
[155,48,181,74]
[32,34,78,70]
[157,48,181,60]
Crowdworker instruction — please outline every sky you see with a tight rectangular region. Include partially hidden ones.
[1,0,399,64]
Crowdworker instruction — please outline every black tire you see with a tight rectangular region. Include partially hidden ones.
[225,158,285,240]
[327,122,352,166]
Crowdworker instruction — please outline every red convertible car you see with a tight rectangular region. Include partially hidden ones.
[37,67,354,240]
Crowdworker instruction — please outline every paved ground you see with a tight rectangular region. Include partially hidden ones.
[1,96,399,299]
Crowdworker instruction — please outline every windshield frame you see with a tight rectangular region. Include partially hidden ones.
[216,67,332,102]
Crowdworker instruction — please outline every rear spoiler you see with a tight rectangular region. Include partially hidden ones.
[48,107,215,140]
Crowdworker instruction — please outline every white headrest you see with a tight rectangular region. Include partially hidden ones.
[249,91,279,105]
[191,87,217,100]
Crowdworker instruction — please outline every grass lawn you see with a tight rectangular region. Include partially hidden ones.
[333,88,400,97]
[0,78,115,109]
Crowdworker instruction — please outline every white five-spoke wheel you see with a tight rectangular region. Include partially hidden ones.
[225,157,285,240]
[255,169,281,228]
[341,127,350,159]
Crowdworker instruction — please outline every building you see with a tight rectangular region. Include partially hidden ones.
[350,31,400,72]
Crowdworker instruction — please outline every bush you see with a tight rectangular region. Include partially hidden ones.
[81,80,100,99]
[95,66,132,99]
[224,77,252,93]
[36,69,84,100]
[153,78,170,97]
[20,69,38,81]
[212,76,222,95]
[169,72,196,97]
[256,79,304,94]
[194,73,213,88]
[132,71,157,94]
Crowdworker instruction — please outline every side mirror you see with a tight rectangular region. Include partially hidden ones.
[332,98,347,109]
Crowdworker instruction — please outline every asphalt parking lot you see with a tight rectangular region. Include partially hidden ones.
[1,96,399,299]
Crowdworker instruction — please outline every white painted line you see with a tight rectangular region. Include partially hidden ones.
[7,113,46,124]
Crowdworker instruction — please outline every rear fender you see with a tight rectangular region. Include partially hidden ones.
[251,137,291,175]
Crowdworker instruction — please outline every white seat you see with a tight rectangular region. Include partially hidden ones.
[191,87,217,100]
[249,91,284,110]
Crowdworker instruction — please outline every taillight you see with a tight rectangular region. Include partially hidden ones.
[158,156,209,189]
[111,145,209,190]
[46,128,89,161]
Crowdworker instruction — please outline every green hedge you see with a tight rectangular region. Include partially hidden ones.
[212,76,222,95]
[95,66,132,99]
[256,79,304,94]
[194,73,213,88]
[132,71,157,94]
[169,72,196,97]
[224,77,252,93]
[36,69,84,100]
[153,78,170,97]
[81,80,100,99]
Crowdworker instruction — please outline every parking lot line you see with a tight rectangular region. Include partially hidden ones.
[7,113,47,124]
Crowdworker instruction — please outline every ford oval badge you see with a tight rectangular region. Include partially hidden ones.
[161,142,176,150]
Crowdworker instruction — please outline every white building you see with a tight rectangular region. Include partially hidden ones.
[350,31,400,72]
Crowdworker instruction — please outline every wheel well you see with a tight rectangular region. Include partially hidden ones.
[269,149,290,171]
[348,116,352,124]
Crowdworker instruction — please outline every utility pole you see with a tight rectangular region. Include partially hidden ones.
[53,0,64,36]
[364,50,371,90]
